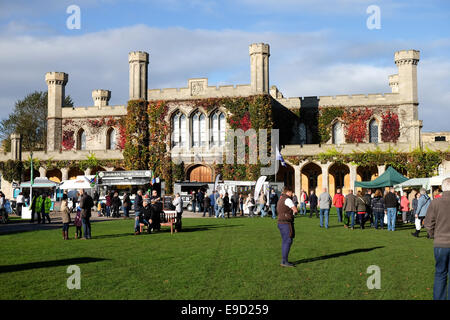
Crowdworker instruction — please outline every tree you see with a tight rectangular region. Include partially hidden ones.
[0,91,73,152]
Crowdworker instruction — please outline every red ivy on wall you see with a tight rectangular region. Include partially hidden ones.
[62,130,75,150]
[117,120,126,150]
[342,108,374,143]
[381,111,400,143]
[229,111,252,131]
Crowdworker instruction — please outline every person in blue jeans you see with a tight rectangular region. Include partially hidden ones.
[424,179,450,300]
[269,189,278,219]
[343,189,357,229]
[299,190,307,216]
[318,188,332,229]
[384,187,398,231]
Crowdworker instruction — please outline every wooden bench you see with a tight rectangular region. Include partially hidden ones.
[140,210,178,234]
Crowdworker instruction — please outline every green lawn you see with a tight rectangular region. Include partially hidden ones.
[0,210,436,300]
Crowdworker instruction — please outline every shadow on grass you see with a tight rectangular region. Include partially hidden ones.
[292,246,384,266]
[0,257,108,274]
[171,224,244,233]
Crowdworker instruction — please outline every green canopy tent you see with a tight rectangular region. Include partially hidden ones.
[354,166,408,188]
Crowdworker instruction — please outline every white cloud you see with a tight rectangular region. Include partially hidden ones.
[0,24,448,132]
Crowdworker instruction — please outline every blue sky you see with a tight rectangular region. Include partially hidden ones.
[0,0,449,131]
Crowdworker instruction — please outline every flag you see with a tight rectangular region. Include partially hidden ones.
[89,173,98,187]
[276,145,286,167]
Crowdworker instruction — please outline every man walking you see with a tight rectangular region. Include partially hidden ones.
[309,190,318,218]
[134,190,144,234]
[318,188,332,229]
[231,192,239,217]
[412,188,431,237]
[343,189,357,229]
[209,191,216,218]
[333,188,344,223]
[277,187,298,267]
[269,189,278,219]
[424,178,450,300]
[79,189,94,239]
[384,187,398,231]
[216,193,225,219]
[203,193,211,217]
[191,190,197,213]
[42,194,52,224]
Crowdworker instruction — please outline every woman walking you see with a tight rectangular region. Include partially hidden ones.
[245,194,255,218]
[61,199,71,240]
[356,190,368,229]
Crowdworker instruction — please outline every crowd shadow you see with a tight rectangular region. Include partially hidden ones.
[0,257,108,274]
[292,246,384,266]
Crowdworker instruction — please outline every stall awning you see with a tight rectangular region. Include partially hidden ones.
[354,166,408,188]
[59,175,95,190]
[21,177,60,188]
[394,178,431,191]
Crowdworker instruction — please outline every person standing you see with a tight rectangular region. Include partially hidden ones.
[411,192,420,223]
[172,193,183,232]
[79,189,94,239]
[292,193,299,214]
[134,190,144,234]
[111,192,122,218]
[61,199,71,240]
[408,189,418,222]
[384,187,398,231]
[400,194,410,224]
[269,189,279,219]
[333,188,344,223]
[74,207,82,239]
[355,191,368,230]
[231,192,239,217]
[216,194,225,219]
[209,191,216,218]
[343,189,357,229]
[105,192,112,217]
[424,178,450,300]
[259,192,267,218]
[371,190,385,230]
[239,193,245,216]
[364,189,373,227]
[191,190,197,213]
[203,193,211,217]
[16,192,25,217]
[224,192,231,218]
[299,190,307,216]
[309,190,318,218]
[93,190,99,214]
[246,194,255,218]
[122,192,131,218]
[277,187,298,267]
[42,194,52,224]
[318,188,332,229]
[30,193,40,224]
[197,189,204,213]
[412,188,431,238]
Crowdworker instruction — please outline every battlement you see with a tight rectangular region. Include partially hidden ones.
[249,43,270,56]
[61,105,127,118]
[45,72,68,85]
[148,78,252,100]
[395,50,420,64]
[128,51,149,63]
[92,89,111,107]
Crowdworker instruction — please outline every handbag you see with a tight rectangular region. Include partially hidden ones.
[383,214,387,225]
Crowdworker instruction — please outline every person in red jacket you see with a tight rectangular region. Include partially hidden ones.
[333,188,345,223]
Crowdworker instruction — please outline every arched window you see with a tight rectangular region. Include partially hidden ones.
[172,112,186,147]
[77,129,86,150]
[106,128,116,150]
[332,121,344,144]
[192,112,207,147]
[369,119,379,143]
[210,111,226,147]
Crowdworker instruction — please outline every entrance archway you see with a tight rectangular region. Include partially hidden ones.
[68,167,84,180]
[187,165,213,182]
[46,169,62,183]
[329,163,350,196]
[276,163,294,189]
[301,162,322,195]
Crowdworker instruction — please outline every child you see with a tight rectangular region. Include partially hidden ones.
[74,207,83,239]
[61,199,71,240]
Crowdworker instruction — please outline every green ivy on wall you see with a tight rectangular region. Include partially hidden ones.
[123,100,149,170]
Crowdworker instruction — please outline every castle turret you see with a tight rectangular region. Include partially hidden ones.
[388,74,399,93]
[249,43,270,94]
[45,71,68,152]
[394,50,420,103]
[92,89,111,108]
[128,51,149,100]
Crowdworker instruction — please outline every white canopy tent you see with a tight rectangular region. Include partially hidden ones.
[59,175,95,190]
[394,177,431,195]
[429,174,450,188]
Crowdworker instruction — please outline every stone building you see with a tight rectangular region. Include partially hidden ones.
[1,42,449,198]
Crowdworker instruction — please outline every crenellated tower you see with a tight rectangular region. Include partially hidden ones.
[249,43,270,94]
[45,71,68,152]
[128,51,149,101]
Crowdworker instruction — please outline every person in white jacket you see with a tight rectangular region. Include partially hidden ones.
[172,193,183,232]
[245,194,255,218]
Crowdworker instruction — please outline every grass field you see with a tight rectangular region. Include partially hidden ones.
[0,209,436,300]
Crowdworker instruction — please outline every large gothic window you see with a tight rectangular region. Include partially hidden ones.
[192,112,207,147]
[332,121,344,144]
[369,119,379,143]
[172,112,186,147]
[106,128,116,150]
[77,129,86,150]
[299,123,306,144]
[211,111,226,147]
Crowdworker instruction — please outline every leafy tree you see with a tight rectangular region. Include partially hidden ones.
[0,91,73,152]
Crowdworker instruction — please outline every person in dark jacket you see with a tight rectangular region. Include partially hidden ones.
[111,192,122,218]
[239,193,244,216]
[203,195,211,217]
[134,190,144,234]
[308,190,318,218]
[105,192,112,217]
[197,189,204,212]
[371,189,385,229]
[231,192,239,217]
[269,189,279,219]
[384,187,398,231]
[343,189,357,229]
[356,190,369,229]
[223,193,231,218]
[363,189,373,227]
[79,189,94,239]
[411,192,419,223]
[122,192,131,218]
